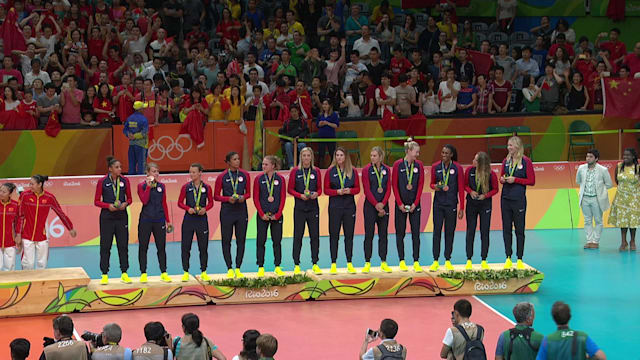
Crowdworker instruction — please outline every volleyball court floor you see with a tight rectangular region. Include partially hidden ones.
[1,228,638,358]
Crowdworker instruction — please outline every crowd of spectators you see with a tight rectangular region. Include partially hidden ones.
[10,300,607,359]
[0,0,639,133]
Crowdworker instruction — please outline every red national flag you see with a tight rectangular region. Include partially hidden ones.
[467,50,493,77]
[179,111,206,148]
[0,8,26,57]
[603,77,640,120]
[45,112,61,137]
[379,110,427,145]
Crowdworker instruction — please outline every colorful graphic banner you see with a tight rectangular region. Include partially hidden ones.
[1,161,621,247]
[0,129,112,178]
[455,0,586,17]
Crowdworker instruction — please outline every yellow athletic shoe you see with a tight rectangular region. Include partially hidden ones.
[226,269,235,279]
[257,267,265,277]
[200,271,211,281]
[413,261,423,273]
[121,273,132,284]
[100,275,109,285]
[504,258,513,269]
[275,266,285,276]
[347,262,356,274]
[516,259,525,270]
[362,262,371,274]
[330,263,338,274]
[182,271,190,282]
[481,260,490,270]
[312,264,323,275]
[429,260,440,272]
[465,260,473,270]
[380,261,392,273]
[160,273,172,282]
[293,265,302,275]
[445,260,454,271]
[235,268,244,278]
[398,260,408,271]
[140,273,148,283]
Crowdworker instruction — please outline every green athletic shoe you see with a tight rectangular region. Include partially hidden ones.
[274,266,285,276]
[200,271,211,281]
[429,260,439,272]
[100,275,108,285]
[140,273,148,283]
[329,263,338,274]
[160,272,172,282]
[380,261,392,273]
[516,259,525,270]
[481,260,489,270]
[226,269,235,279]
[465,260,473,270]
[398,260,408,271]
[346,262,356,274]
[413,261,423,273]
[504,258,513,269]
[293,265,302,275]
[235,268,244,278]
[257,267,265,277]
[121,273,132,284]
[181,271,190,282]
[444,260,454,271]
[312,264,323,275]
[362,262,371,274]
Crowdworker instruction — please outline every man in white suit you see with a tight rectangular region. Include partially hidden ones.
[576,149,613,249]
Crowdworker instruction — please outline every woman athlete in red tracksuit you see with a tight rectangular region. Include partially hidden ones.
[19,175,76,270]
[0,183,20,271]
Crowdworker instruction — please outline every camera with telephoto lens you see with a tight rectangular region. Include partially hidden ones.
[158,332,170,347]
[81,331,105,347]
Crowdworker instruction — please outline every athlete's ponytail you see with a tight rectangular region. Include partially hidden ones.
[106,156,120,168]
[182,313,203,347]
[32,175,49,185]
[404,138,419,153]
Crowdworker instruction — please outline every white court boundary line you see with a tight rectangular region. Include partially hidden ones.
[472,295,515,325]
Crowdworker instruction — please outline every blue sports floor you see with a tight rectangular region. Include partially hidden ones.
[35,228,639,357]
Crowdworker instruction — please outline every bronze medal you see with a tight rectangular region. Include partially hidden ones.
[268,196,275,203]
[377,187,384,194]
[406,184,413,190]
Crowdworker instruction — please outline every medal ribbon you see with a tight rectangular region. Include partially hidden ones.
[337,166,346,189]
[193,182,202,207]
[111,176,120,205]
[303,167,311,191]
[405,161,414,186]
[508,159,520,177]
[372,164,384,189]
[230,170,239,195]
[442,162,451,186]
[265,173,275,198]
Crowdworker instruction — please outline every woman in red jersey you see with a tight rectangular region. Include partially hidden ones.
[0,183,20,271]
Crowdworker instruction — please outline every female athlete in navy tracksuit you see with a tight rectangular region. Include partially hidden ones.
[95,156,133,285]
[215,152,251,279]
[361,146,392,273]
[178,163,214,281]
[324,147,360,274]
[137,162,172,283]
[500,136,535,269]
[392,140,425,273]
[429,144,465,272]
[288,147,323,275]
[464,151,498,270]
[253,155,287,277]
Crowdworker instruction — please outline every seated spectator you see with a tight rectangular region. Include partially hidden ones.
[279,107,309,169]
[133,322,173,360]
[91,323,132,359]
[40,315,90,360]
[548,33,575,62]
[536,301,607,360]
[359,318,407,360]
[394,73,416,117]
[440,299,485,360]
[376,72,396,116]
[537,64,564,112]
[456,76,476,114]
[489,65,512,113]
[341,82,365,118]
[522,75,541,112]
[495,302,542,360]
[173,313,226,360]
[596,28,626,67]
[24,58,50,91]
[256,334,278,360]
[369,0,394,25]
[343,50,367,93]
[421,76,440,116]
[551,19,576,45]
[0,57,24,88]
[565,71,589,111]
[623,42,640,77]
[232,329,260,360]
[353,25,380,64]
[474,74,491,115]
[438,68,460,114]
[10,338,30,360]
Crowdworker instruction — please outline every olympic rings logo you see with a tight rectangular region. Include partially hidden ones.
[148,135,193,161]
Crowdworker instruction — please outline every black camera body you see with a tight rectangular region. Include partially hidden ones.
[81,331,105,347]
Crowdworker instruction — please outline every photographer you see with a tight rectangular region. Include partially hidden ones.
[359,319,407,360]
[133,322,174,360]
[90,323,132,360]
[40,315,90,360]
[10,338,30,360]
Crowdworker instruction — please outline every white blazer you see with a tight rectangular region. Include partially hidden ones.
[575,163,613,211]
